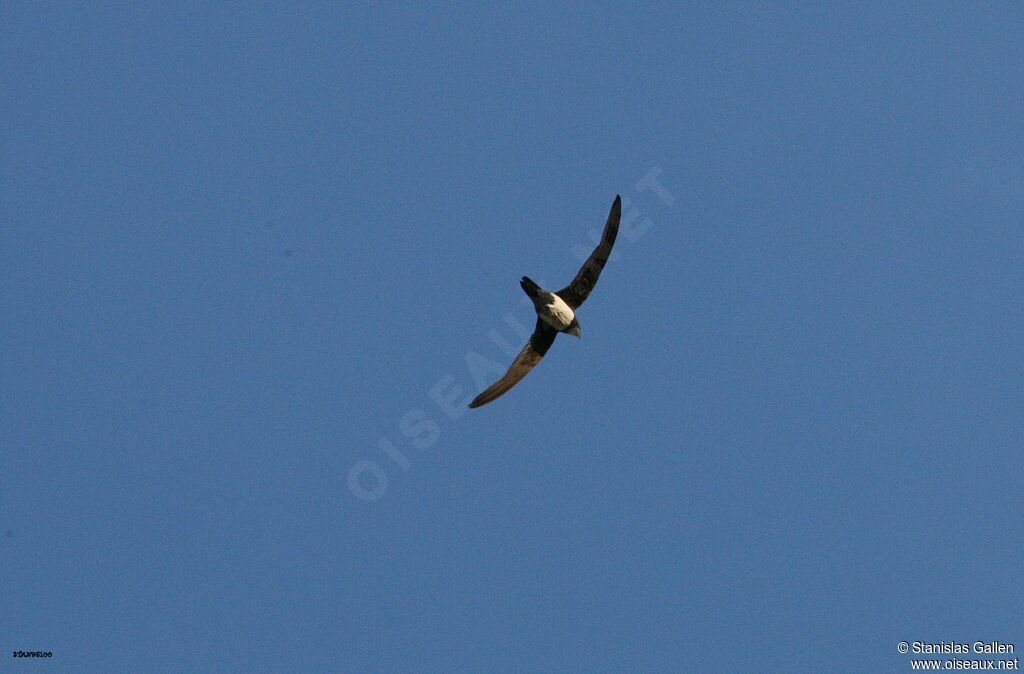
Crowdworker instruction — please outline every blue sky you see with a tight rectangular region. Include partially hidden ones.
[3,3,1022,672]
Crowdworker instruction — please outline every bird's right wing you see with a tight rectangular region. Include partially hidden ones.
[468,319,558,409]
[555,195,621,309]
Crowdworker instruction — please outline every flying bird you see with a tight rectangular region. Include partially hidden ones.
[468,195,622,409]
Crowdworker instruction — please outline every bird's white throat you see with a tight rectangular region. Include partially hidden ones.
[539,294,575,331]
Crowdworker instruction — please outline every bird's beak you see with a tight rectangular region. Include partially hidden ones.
[568,326,581,338]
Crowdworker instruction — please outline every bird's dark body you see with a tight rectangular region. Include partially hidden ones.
[520,276,578,333]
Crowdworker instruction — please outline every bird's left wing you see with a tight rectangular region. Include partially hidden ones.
[468,319,557,408]
[555,195,621,309]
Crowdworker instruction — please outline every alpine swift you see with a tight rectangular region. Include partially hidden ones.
[468,195,622,409]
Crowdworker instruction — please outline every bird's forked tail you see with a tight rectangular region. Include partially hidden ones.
[520,276,542,298]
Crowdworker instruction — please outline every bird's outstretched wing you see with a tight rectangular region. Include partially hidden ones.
[555,195,621,309]
[468,319,558,408]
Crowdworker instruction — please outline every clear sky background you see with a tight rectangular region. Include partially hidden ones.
[3,3,1022,672]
